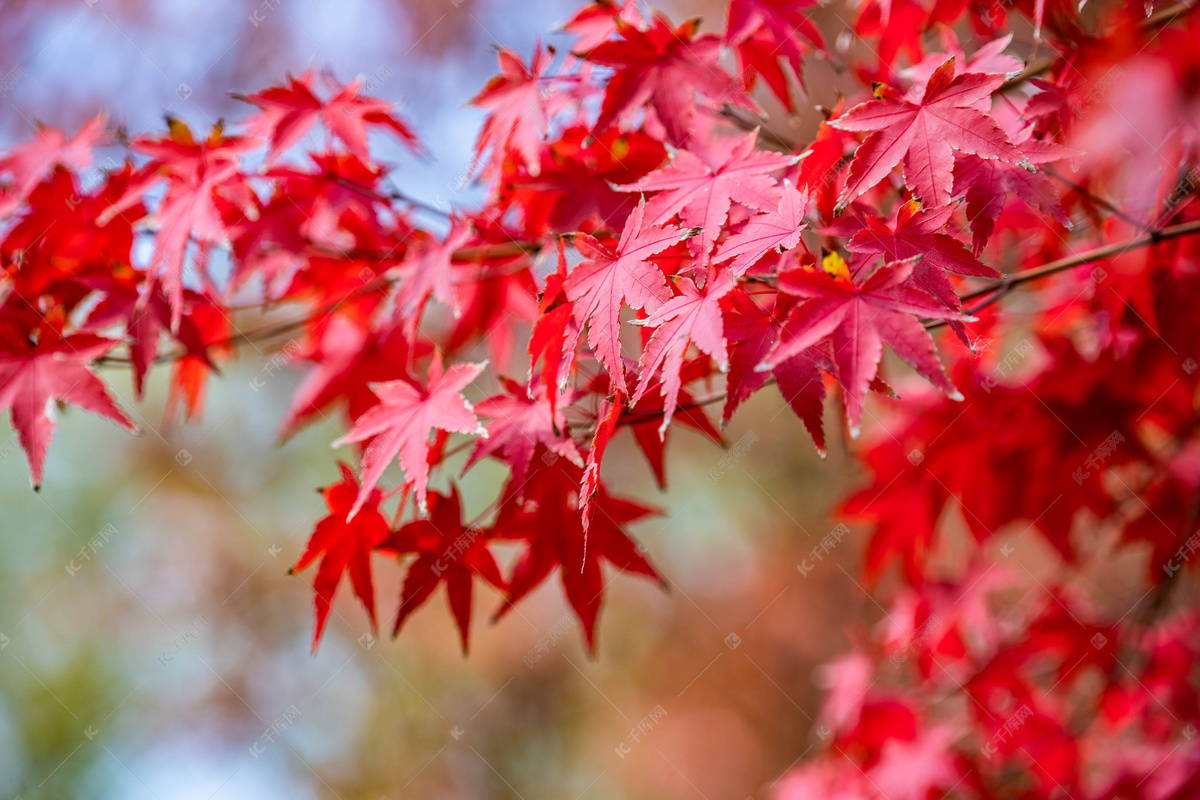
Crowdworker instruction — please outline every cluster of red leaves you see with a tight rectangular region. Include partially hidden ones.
[2,0,1200,794]
[774,6,1200,799]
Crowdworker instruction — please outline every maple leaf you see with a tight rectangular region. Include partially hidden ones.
[626,357,724,485]
[905,32,1023,94]
[391,218,474,320]
[464,377,583,483]
[564,199,689,392]
[631,271,736,436]
[563,0,645,54]
[493,449,661,653]
[713,179,810,275]
[333,356,487,517]
[528,242,581,419]
[846,201,999,312]
[722,289,888,456]
[831,58,1017,213]
[84,280,223,406]
[617,130,797,255]
[578,13,759,146]
[0,327,135,487]
[292,463,391,652]
[500,126,667,234]
[581,389,623,536]
[238,71,420,162]
[725,0,825,105]
[100,120,254,329]
[854,0,929,73]
[953,132,1072,253]
[382,485,505,653]
[278,316,415,440]
[0,114,104,216]
[469,43,552,177]
[761,255,964,436]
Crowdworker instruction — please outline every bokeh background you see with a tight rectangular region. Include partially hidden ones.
[0,1,889,797]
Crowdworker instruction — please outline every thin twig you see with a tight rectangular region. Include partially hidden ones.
[925,217,1200,329]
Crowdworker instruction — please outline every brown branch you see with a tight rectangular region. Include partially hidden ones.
[95,238,547,367]
[967,217,1200,300]
[924,217,1200,330]
[999,1,1195,92]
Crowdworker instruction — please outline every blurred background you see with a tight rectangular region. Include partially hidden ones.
[0,0,883,797]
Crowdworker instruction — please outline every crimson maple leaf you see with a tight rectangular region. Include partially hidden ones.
[578,13,759,146]
[100,120,255,328]
[0,326,135,487]
[725,0,825,105]
[953,132,1072,253]
[0,114,104,216]
[722,289,889,456]
[713,179,810,275]
[465,377,583,483]
[625,358,724,485]
[831,58,1017,213]
[333,356,487,517]
[563,0,644,53]
[617,130,797,255]
[564,199,689,392]
[291,463,391,652]
[499,126,667,234]
[238,71,420,162]
[382,485,505,653]
[761,256,964,436]
[278,317,417,440]
[581,389,623,536]
[853,0,928,77]
[846,201,999,312]
[469,43,552,177]
[493,449,661,653]
[391,218,473,320]
[631,271,736,436]
[528,242,581,419]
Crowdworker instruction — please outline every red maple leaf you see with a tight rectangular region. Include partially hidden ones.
[564,199,688,392]
[625,358,724,485]
[499,126,667,235]
[0,326,135,487]
[618,130,796,254]
[239,71,420,162]
[631,271,736,435]
[713,179,810,275]
[846,201,999,311]
[832,58,1016,212]
[853,0,929,75]
[493,449,661,653]
[722,288,889,456]
[581,389,623,535]
[761,256,964,436]
[953,131,1072,253]
[528,242,581,419]
[292,463,391,652]
[382,485,505,653]
[334,356,487,516]
[0,114,104,216]
[725,0,825,105]
[101,121,254,328]
[469,43,552,177]
[563,0,645,53]
[278,316,417,440]
[391,218,474,320]
[578,13,758,146]
[465,377,583,482]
